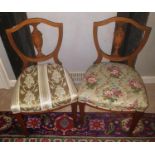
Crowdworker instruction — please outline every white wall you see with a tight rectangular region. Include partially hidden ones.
[1,12,155,81]
[27,12,116,72]
[0,36,15,80]
[28,12,155,77]
[136,12,155,76]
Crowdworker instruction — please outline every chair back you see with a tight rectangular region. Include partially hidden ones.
[93,17,151,67]
[6,18,63,69]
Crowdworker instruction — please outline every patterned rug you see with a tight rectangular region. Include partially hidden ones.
[1,136,155,142]
[0,112,155,141]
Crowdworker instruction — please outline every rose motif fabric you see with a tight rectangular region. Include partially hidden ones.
[11,64,77,113]
[78,62,148,112]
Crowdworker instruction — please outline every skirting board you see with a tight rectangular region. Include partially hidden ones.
[9,80,17,88]
[9,75,155,88]
[142,76,155,84]
[0,59,12,89]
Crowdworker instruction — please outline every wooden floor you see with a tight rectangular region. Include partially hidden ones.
[0,84,155,113]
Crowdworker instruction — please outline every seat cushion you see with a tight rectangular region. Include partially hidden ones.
[11,64,77,113]
[78,62,148,112]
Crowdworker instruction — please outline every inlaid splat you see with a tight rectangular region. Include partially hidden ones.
[31,23,44,57]
[112,23,125,56]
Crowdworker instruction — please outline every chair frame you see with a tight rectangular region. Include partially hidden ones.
[77,17,151,136]
[6,18,78,135]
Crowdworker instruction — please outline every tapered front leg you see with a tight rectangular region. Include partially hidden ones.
[71,102,78,127]
[15,113,29,136]
[128,112,144,136]
[79,102,85,127]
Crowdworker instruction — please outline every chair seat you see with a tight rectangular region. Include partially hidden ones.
[78,62,148,112]
[11,64,78,113]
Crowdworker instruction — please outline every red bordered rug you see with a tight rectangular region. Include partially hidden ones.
[0,112,155,141]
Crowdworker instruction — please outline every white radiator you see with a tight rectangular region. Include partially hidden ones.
[69,72,85,84]
[0,58,11,89]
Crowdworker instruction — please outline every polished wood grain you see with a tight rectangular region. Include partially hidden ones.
[93,17,151,67]
[112,23,125,56]
[71,102,78,127]
[128,112,144,136]
[31,23,43,57]
[6,18,63,70]
[15,113,29,135]
[79,102,85,127]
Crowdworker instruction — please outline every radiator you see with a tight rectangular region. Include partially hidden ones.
[69,72,85,84]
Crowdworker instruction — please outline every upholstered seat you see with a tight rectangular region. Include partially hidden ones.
[11,63,77,113]
[78,62,148,112]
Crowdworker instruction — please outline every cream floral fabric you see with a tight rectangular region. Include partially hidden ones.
[11,64,77,113]
[78,62,148,112]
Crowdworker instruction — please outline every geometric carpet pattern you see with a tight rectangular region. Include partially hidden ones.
[0,112,155,141]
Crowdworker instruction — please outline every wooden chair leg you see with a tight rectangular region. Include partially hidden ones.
[128,112,144,136]
[15,113,29,135]
[79,102,85,127]
[71,102,78,127]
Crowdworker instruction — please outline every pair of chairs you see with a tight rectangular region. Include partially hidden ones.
[6,17,151,136]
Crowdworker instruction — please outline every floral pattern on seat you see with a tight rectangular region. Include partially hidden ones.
[78,62,148,112]
[11,64,78,113]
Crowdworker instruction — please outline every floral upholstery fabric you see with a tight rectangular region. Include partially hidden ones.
[78,62,148,112]
[11,64,77,113]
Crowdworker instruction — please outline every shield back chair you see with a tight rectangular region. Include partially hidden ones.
[6,18,78,135]
[78,17,151,136]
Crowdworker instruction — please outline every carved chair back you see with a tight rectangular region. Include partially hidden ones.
[6,18,63,70]
[93,17,151,67]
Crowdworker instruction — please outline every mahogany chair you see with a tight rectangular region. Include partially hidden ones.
[78,17,151,136]
[6,18,78,135]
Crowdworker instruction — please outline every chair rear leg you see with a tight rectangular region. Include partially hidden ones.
[128,112,144,136]
[71,102,78,127]
[79,102,85,127]
[15,113,29,135]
